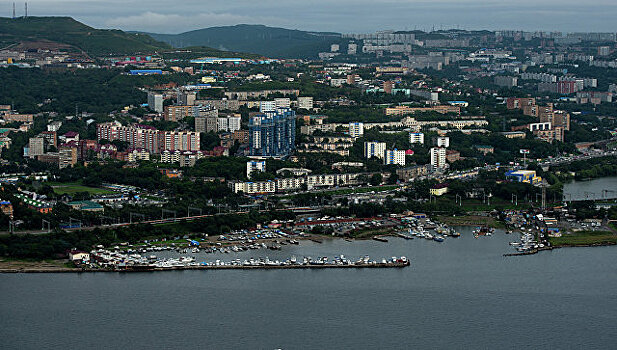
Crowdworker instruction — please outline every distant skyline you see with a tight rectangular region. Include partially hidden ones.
[3,0,617,34]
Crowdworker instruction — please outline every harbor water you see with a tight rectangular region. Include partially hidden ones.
[563,176,617,201]
[1,226,616,349]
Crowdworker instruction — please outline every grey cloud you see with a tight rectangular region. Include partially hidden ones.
[8,0,617,33]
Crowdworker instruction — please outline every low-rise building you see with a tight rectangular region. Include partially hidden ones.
[430,183,449,196]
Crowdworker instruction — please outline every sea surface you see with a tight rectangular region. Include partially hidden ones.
[563,176,617,201]
[1,226,616,350]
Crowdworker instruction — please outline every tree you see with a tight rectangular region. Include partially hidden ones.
[370,173,383,186]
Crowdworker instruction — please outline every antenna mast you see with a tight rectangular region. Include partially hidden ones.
[24,2,27,18]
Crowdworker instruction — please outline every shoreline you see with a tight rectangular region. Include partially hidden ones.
[504,241,616,256]
[0,261,410,273]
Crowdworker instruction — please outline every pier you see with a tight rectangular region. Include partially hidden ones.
[0,261,410,273]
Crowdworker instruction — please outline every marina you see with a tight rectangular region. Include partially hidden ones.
[88,247,410,271]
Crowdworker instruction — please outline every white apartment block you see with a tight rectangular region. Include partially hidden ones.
[276,177,306,191]
[247,160,266,179]
[274,98,291,109]
[306,174,337,189]
[227,115,241,132]
[349,122,364,138]
[297,96,314,110]
[430,147,447,170]
[127,149,150,162]
[47,121,62,132]
[436,136,450,148]
[409,132,424,144]
[384,149,406,166]
[229,180,276,194]
[529,122,552,131]
[363,141,386,160]
[260,98,292,113]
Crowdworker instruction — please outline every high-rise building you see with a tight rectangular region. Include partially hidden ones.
[409,132,424,144]
[249,108,296,158]
[349,122,364,138]
[40,131,57,148]
[384,149,406,166]
[195,115,219,133]
[160,131,201,152]
[227,115,242,133]
[177,92,196,106]
[557,80,580,94]
[246,160,266,179]
[58,146,77,169]
[147,92,163,113]
[27,136,44,158]
[363,141,386,160]
[430,147,447,170]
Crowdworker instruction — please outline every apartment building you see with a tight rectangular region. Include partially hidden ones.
[363,141,386,160]
[436,136,450,148]
[249,108,296,158]
[409,132,425,144]
[430,147,447,170]
[383,149,406,166]
[247,160,266,179]
[385,105,460,116]
[96,122,200,153]
[147,92,163,113]
[165,105,217,122]
[27,137,45,158]
[297,97,314,110]
[349,122,364,138]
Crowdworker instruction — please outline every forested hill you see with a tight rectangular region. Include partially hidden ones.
[146,24,343,58]
[0,16,171,56]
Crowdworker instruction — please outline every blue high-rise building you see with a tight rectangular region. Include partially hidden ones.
[249,108,296,158]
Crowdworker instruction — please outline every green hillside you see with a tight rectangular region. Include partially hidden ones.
[147,24,343,58]
[0,16,170,56]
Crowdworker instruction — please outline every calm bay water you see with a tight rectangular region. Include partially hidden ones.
[1,227,616,349]
[563,176,617,201]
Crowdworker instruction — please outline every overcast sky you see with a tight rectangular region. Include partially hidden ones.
[6,0,617,34]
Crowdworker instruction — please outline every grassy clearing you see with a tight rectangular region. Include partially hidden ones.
[549,230,617,246]
[350,227,395,239]
[435,215,505,228]
[49,182,114,195]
